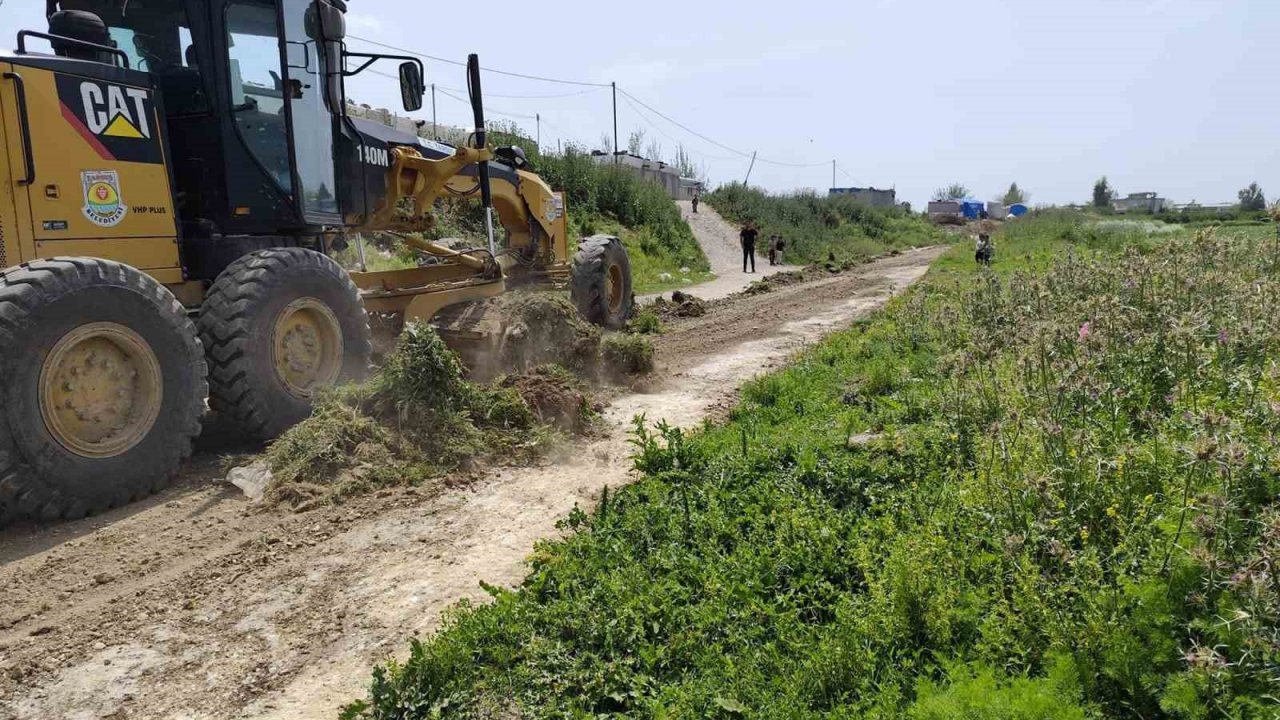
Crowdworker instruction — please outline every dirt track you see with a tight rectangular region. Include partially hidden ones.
[641,201,801,302]
[0,246,947,720]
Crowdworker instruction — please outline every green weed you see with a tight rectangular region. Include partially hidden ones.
[350,216,1280,718]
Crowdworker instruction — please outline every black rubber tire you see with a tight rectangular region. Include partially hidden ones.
[570,235,633,329]
[197,248,371,441]
[0,258,207,525]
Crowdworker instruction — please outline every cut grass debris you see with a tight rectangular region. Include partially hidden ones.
[601,333,656,377]
[264,323,570,511]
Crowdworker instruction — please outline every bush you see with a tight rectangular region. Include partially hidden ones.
[707,183,942,265]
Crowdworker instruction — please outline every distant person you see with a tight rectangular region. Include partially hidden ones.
[975,232,994,266]
[740,222,759,273]
[691,192,700,214]
[768,234,785,266]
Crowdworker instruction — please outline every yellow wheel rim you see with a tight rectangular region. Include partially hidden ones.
[606,264,624,314]
[40,322,163,459]
[272,297,344,398]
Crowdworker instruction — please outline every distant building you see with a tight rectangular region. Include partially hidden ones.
[928,200,963,221]
[1170,202,1237,214]
[1112,192,1166,214]
[829,186,897,207]
[986,202,1008,219]
[591,151,690,200]
[678,177,704,200]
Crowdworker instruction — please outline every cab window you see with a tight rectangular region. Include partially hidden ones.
[83,0,209,115]
[225,1,293,195]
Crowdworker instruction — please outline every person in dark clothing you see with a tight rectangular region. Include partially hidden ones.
[975,233,994,266]
[740,222,759,273]
[691,193,700,213]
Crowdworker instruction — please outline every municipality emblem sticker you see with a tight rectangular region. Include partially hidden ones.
[81,170,127,227]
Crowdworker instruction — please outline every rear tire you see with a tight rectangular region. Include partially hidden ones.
[0,258,207,524]
[571,235,633,329]
[198,248,371,440]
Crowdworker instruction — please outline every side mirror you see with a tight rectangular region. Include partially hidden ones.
[399,61,424,112]
[304,0,346,111]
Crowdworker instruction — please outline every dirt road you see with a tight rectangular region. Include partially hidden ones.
[0,246,947,720]
[642,202,801,302]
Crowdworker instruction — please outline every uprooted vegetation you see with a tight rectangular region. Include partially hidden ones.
[433,292,604,381]
[649,289,707,320]
[349,217,1280,718]
[600,333,656,376]
[262,323,600,511]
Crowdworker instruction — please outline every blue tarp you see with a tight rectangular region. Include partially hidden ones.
[1008,203,1029,217]
[960,201,985,219]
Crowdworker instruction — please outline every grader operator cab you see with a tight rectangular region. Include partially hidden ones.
[0,0,635,523]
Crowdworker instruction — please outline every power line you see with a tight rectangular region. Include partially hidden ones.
[436,84,604,100]
[435,86,537,121]
[616,88,751,160]
[617,92,740,163]
[354,35,851,181]
[538,115,594,150]
[617,88,830,170]
[347,34,611,88]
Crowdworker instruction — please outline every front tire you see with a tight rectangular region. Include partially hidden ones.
[0,258,207,523]
[198,248,371,440]
[571,235,633,329]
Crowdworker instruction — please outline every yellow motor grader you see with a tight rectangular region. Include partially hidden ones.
[0,0,634,523]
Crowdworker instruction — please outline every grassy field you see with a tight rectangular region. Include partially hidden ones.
[348,214,1280,719]
[706,184,944,265]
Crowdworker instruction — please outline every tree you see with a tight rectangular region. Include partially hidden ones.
[645,138,664,163]
[627,129,646,156]
[1002,182,1027,205]
[599,132,614,154]
[672,144,704,182]
[1238,182,1266,211]
[932,183,970,201]
[1092,177,1115,208]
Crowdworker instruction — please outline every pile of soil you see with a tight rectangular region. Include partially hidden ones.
[652,290,707,319]
[500,365,597,434]
[435,292,602,381]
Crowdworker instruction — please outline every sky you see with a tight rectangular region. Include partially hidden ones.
[3,0,1277,209]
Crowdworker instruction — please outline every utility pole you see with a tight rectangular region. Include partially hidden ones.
[611,82,619,163]
[431,83,437,139]
[743,150,757,185]
[832,159,836,190]
[536,113,541,153]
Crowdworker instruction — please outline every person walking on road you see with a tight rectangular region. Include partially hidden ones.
[768,234,786,266]
[691,192,700,214]
[740,222,759,273]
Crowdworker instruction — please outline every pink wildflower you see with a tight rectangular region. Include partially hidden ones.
[1078,321,1092,341]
